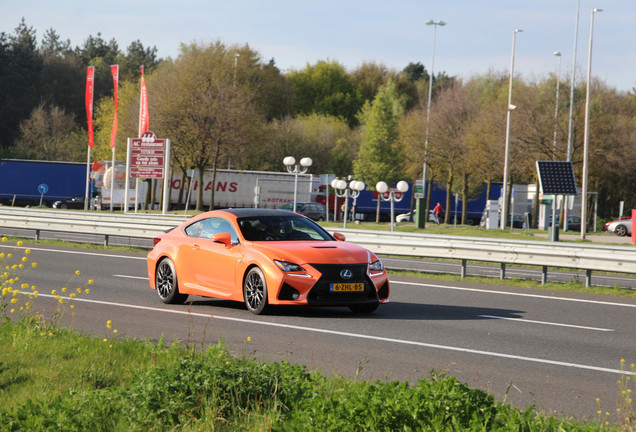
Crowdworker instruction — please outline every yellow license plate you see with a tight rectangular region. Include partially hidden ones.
[330,283,364,292]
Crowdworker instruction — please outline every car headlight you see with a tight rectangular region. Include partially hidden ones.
[274,260,305,272]
[369,259,383,272]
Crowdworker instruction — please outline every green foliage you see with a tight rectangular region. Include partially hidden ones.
[14,103,87,161]
[252,114,356,174]
[354,79,406,187]
[287,60,364,126]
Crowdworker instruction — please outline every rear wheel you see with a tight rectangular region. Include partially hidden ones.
[155,258,188,304]
[243,267,269,314]
[615,225,628,237]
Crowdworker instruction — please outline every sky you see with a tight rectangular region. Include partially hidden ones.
[3,0,635,92]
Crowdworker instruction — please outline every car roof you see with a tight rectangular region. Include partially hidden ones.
[218,208,297,218]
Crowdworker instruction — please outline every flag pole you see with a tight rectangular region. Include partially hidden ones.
[110,64,119,212]
[84,66,95,211]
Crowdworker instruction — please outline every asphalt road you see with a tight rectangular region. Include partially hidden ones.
[4,242,635,421]
[4,226,636,288]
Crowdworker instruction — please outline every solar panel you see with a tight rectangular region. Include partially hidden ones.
[536,161,578,195]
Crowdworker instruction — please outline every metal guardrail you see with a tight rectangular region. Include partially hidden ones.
[0,207,183,246]
[1,206,635,287]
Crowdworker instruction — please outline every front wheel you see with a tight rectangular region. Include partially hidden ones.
[243,267,269,314]
[155,258,188,304]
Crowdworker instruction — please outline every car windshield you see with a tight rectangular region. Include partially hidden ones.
[238,215,332,241]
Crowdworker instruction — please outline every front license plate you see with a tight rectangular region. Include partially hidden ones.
[330,282,364,292]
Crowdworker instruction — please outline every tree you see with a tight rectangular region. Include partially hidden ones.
[252,114,356,174]
[287,60,363,126]
[120,40,159,83]
[427,81,482,224]
[15,103,85,161]
[40,28,72,57]
[350,61,392,104]
[353,80,406,222]
[0,19,42,150]
[403,62,428,83]
[149,42,265,210]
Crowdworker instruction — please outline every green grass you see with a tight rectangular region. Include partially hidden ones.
[1,318,628,431]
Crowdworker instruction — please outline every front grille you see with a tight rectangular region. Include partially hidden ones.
[307,263,377,304]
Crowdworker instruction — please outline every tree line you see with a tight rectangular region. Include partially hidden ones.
[1,19,635,221]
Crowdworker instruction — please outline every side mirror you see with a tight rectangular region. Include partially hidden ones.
[333,232,346,242]
[212,232,232,245]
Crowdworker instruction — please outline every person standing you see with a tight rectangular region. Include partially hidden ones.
[433,202,443,225]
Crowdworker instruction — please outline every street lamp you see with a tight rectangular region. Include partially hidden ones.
[552,51,562,160]
[331,178,365,228]
[233,53,240,88]
[500,28,522,230]
[376,181,409,232]
[419,19,446,229]
[564,0,581,232]
[581,8,602,240]
[283,156,312,213]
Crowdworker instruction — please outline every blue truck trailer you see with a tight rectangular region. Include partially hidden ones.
[0,159,88,207]
[349,181,501,224]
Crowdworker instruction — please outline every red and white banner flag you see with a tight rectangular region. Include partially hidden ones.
[85,66,95,148]
[110,65,119,148]
[139,66,149,136]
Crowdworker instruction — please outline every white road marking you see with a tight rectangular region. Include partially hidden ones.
[2,245,146,260]
[114,274,147,280]
[478,315,614,332]
[29,292,635,377]
[395,280,636,308]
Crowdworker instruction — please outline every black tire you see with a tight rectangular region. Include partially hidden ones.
[60,204,68,209]
[243,267,269,314]
[349,302,379,314]
[155,258,188,304]
[615,225,628,237]
[466,218,476,226]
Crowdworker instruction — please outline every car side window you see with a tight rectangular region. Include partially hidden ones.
[184,220,204,237]
[185,218,239,244]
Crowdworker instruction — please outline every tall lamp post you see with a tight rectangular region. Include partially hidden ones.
[500,28,522,230]
[552,51,562,160]
[331,178,365,229]
[233,53,240,88]
[581,8,602,240]
[564,0,581,232]
[283,156,312,213]
[376,181,409,232]
[419,19,446,229]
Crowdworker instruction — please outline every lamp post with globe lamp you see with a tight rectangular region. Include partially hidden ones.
[283,156,312,213]
[376,181,409,232]
[331,178,365,228]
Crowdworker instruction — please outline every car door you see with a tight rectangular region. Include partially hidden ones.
[180,217,239,296]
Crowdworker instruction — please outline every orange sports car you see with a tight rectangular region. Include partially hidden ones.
[147,209,390,314]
